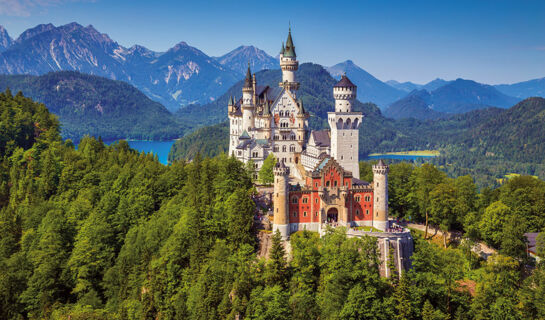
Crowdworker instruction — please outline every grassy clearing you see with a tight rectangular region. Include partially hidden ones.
[496,173,539,184]
[354,226,383,232]
[368,150,440,157]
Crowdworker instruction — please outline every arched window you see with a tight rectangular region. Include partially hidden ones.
[326,181,330,187]
[345,118,352,129]
[302,197,308,204]
[334,181,338,187]
[273,145,279,152]
[355,195,361,202]
[337,118,343,129]
[292,197,298,204]
[282,145,287,152]
[290,134,296,140]
[290,145,295,152]
[279,111,284,116]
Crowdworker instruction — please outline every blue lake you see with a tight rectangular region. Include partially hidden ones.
[124,140,176,165]
[95,140,175,165]
[366,154,437,161]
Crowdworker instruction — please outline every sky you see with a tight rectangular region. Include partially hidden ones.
[0,0,544,84]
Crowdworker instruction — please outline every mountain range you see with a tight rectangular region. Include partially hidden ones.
[0,71,187,141]
[384,79,521,119]
[0,23,279,111]
[0,22,544,119]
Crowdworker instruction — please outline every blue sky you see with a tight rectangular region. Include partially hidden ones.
[0,0,544,84]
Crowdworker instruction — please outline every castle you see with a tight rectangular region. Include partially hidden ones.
[229,28,413,276]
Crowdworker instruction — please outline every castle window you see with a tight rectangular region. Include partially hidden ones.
[356,209,360,216]
[293,212,298,217]
[273,145,279,152]
[377,182,379,187]
[290,145,295,152]
[292,197,298,204]
[366,209,369,215]
[326,181,330,187]
[315,183,318,188]
[279,111,284,116]
[303,211,307,217]
[315,212,318,217]
[355,195,361,202]
[341,156,343,160]
[365,195,371,202]
[302,197,308,204]
[334,181,338,187]
[282,146,287,152]
[315,198,318,204]
[290,134,296,140]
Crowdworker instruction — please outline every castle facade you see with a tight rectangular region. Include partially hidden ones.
[228,29,391,238]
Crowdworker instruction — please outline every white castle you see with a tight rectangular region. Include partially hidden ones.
[228,28,362,180]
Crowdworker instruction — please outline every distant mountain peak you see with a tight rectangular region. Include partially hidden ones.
[16,23,55,42]
[215,45,278,75]
[0,25,13,51]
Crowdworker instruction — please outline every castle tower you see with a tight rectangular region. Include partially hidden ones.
[242,63,255,132]
[328,75,363,178]
[273,160,290,239]
[372,159,389,231]
[279,28,300,95]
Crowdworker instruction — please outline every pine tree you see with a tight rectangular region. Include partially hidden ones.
[265,230,288,287]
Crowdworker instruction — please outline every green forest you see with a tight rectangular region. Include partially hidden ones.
[1,90,545,319]
[0,72,188,142]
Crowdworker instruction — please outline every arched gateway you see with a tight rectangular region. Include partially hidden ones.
[326,207,338,223]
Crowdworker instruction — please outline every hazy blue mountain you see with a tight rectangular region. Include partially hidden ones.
[0,26,13,52]
[0,22,129,79]
[0,22,240,111]
[385,79,520,119]
[495,77,545,99]
[214,45,279,75]
[326,60,406,109]
[386,80,423,92]
[431,79,519,113]
[131,41,238,109]
[422,78,450,91]
[0,71,187,141]
[384,90,447,120]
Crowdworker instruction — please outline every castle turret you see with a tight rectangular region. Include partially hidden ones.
[333,74,357,112]
[242,63,255,132]
[328,75,363,178]
[372,159,389,231]
[279,28,299,94]
[273,160,290,239]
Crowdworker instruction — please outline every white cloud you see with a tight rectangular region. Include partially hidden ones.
[0,0,92,17]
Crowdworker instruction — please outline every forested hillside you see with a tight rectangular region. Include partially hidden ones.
[0,72,187,141]
[1,91,544,319]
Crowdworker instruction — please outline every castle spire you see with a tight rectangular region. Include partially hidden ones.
[280,41,285,55]
[244,61,252,88]
[284,27,296,58]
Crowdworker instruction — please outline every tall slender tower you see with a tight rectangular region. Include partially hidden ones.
[279,28,299,95]
[372,159,389,231]
[273,161,290,239]
[242,64,255,132]
[328,75,363,178]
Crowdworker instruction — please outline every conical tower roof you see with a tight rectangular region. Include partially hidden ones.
[284,28,296,58]
[280,41,285,55]
[244,62,252,88]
